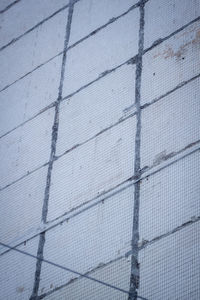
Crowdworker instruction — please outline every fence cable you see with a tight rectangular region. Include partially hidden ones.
[0,241,148,300]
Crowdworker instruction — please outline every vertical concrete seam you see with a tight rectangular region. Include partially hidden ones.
[0,0,21,14]
[129,1,145,299]
[29,1,74,299]
[41,1,74,224]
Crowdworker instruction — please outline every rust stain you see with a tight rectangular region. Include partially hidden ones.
[153,150,175,166]
[153,27,200,61]
[177,23,200,39]
[16,286,24,293]
[183,139,200,151]
[193,29,200,42]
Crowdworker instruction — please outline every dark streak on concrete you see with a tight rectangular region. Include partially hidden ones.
[139,215,200,251]
[29,2,74,299]
[0,0,21,14]
[141,139,200,173]
[153,150,176,167]
[129,2,145,299]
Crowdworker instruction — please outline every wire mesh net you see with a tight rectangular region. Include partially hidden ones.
[0,0,200,299]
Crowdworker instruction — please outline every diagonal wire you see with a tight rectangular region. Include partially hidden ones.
[0,241,148,300]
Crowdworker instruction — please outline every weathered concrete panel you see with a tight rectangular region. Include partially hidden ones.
[0,0,69,49]
[141,20,200,106]
[63,8,139,96]
[141,77,200,169]
[48,117,136,221]
[41,258,131,300]
[69,0,138,45]
[57,63,136,156]
[40,185,134,295]
[0,237,39,300]
[144,0,200,49]
[0,108,54,189]
[0,166,47,244]
[139,222,200,300]
[139,151,200,242]
[0,55,62,137]
[0,8,68,91]
[0,1,199,299]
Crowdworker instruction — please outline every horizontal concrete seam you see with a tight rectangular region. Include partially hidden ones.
[0,101,56,140]
[0,112,199,196]
[66,0,142,51]
[38,255,126,299]
[0,0,21,14]
[55,111,137,161]
[0,4,139,93]
[0,4,138,93]
[0,51,63,93]
[0,3,69,52]
[0,55,137,139]
[0,8,198,94]
[138,215,200,251]
[144,15,200,54]
[0,162,48,192]
[0,114,199,196]
[0,0,139,53]
[24,141,200,226]
[141,72,200,110]
[0,230,42,257]
[1,141,199,257]
[0,242,149,299]
[45,177,134,225]
[0,109,135,192]
[140,139,200,174]
[140,140,200,180]
[61,57,137,101]
[1,67,199,142]
[0,177,133,255]
[58,71,200,158]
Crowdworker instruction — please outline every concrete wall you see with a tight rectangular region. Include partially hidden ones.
[0,0,199,299]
